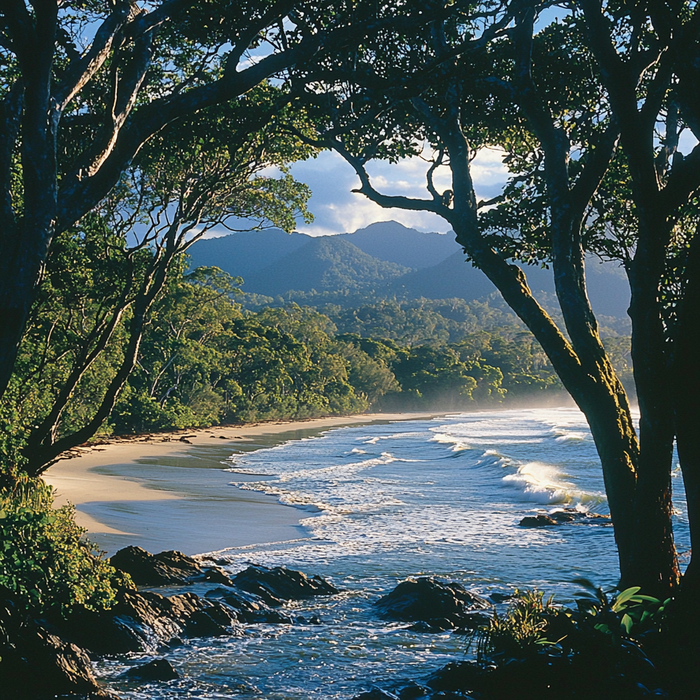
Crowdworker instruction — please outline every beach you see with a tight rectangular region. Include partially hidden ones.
[44,413,440,556]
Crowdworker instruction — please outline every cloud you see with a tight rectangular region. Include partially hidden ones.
[204,147,509,238]
[289,148,508,236]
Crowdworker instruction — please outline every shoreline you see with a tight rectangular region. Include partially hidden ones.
[44,412,445,555]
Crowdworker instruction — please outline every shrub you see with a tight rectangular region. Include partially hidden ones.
[0,479,130,617]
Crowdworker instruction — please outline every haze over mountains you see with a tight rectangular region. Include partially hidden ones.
[188,221,630,318]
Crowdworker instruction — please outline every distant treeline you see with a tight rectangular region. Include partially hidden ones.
[104,267,631,432]
[7,260,633,444]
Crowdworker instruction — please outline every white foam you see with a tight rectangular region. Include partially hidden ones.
[502,461,604,505]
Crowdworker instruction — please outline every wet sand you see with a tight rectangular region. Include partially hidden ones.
[44,413,442,556]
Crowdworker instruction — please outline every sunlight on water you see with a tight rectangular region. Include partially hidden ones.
[102,407,691,700]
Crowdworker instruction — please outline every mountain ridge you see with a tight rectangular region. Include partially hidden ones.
[187,221,631,318]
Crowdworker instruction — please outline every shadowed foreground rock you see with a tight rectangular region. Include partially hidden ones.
[0,597,117,699]
[375,577,490,630]
[59,588,240,654]
[1,552,341,698]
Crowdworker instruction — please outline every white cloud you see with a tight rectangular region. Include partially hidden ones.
[289,147,508,236]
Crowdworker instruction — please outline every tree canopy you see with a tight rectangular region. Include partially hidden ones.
[296,0,700,600]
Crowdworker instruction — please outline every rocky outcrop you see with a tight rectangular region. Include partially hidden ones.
[231,565,340,606]
[109,546,204,585]
[59,588,240,654]
[519,509,611,528]
[375,578,490,630]
[205,587,294,624]
[0,598,117,699]
[519,514,558,527]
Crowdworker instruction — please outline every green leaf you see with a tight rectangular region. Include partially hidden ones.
[612,586,641,612]
[620,613,633,634]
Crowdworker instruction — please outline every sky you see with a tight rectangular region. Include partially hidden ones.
[205,146,510,239]
[287,148,509,237]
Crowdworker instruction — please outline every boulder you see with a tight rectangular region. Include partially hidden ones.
[203,566,235,586]
[0,598,117,699]
[59,589,239,654]
[353,689,401,700]
[231,565,340,606]
[205,587,293,624]
[426,660,488,694]
[110,546,203,586]
[122,659,179,681]
[375,578,490,627]
[519,514,558,527]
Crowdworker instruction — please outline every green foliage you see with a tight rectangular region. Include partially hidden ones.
[0,479,130,617]
[475,590,558,663]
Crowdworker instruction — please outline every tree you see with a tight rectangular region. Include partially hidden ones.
[300,0,700,598]
[8,86,314,476]
[0,0,423,406]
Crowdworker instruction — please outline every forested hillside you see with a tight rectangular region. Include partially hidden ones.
[188,222,632,318]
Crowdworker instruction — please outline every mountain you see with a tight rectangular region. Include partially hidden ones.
[385,250,630,318]
[186,221,631,318]
[186,229,311,278]
[241,236,409,296]
[336,221,459,268]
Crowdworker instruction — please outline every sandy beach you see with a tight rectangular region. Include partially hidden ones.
[44,412,442,556]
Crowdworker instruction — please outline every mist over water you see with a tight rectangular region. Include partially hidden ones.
[104,407,690,699]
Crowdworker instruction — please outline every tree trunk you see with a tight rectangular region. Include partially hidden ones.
[674,230,700,597]
[0,221,54,400]
[626,211,679,595]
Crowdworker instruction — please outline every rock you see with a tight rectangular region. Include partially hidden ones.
[0,598,116,699]
[375,578,490,627]
[488,592,516,604]
[407,620,454,633]
[59,589,239,654]
[520,509,611,528]
[354,689,401,700]
[519,514,558,527]
[231,565,340,606]
[110,546,204,586]
[395,681,431,699]
[426,661,487,693]
[205,587,293,624]
[453,611,493,633]
[122,658,179,681]
[203,566,235,586]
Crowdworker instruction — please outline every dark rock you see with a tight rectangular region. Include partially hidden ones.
[519,514,558,527]
[520,509,611,528]
[453,611,493,633]
[375,578,490,627]
[396,681,430,699]
[0,599,116,699]
[205,587,294,624]
[427,661,487,693]
[231,565,340,606]
[203,566,235,586]
[488,592,516,604]
[59,588,239,654]
[123,658,179,681]
[407,620,454,633]
[549,511,576,522]
[354,689,400,700]
[110,546,203,586]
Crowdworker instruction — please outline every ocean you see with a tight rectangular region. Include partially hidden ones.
[100,407,690,699]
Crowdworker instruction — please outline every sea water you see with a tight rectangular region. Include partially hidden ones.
[101,407,690,699]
